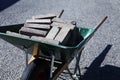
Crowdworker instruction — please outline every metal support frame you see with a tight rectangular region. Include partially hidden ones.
[22,41,85,80]
[22,46,30,66]
[49,52,55,80]
[73,51,82,80]
[23,48,29,66]
[72,48,84,80]
[23,43,84,80]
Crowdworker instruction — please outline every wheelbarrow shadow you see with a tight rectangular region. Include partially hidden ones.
[0,0,20,12]
[82,44,120,80]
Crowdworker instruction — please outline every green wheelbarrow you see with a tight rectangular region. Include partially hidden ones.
[0,16,107,80]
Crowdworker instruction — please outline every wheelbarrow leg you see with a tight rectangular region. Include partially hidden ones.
[66,67,76,80]
[49,53,55,80]
[73,48,83,80]
[22,46,31,66]
[23,48,29,66]
[66,64,81,80]
[66,48,84,80]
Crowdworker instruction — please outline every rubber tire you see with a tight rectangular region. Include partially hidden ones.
[21,59,50,80]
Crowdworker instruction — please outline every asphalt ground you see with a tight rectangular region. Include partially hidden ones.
[0,0,120,80]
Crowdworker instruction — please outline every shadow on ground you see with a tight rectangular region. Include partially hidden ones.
[0,0,20,11]
[82,44,120,80]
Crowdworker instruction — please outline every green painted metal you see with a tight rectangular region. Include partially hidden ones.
[0,24,94,62]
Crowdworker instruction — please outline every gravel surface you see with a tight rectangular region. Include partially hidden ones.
[0,0,120,80]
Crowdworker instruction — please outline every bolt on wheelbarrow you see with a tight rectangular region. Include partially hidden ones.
[0,16,107,80]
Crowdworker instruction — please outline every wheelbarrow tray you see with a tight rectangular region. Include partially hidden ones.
[0,24,94,62]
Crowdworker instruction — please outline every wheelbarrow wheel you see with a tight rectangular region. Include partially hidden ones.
[21,58,50,80]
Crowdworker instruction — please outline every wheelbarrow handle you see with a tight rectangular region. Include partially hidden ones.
[94,16,108,32]
[57,9,64,18]
[84,16,108,43]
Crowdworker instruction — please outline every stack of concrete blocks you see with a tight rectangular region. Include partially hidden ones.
[6,13,83,46]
